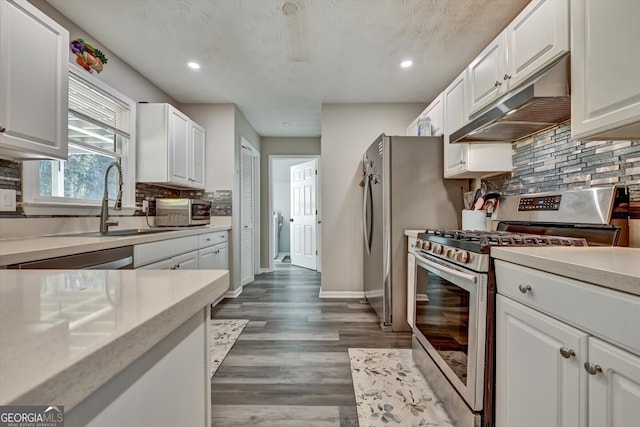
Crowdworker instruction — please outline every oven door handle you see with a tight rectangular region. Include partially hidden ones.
[416,256,477,285]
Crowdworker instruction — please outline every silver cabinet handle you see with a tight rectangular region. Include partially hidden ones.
[494,80,502,87]
[518,284,532,294]
[503,74,512,80]
[584,362,603,375]
[559,347,576,359]
[205,238,211,241]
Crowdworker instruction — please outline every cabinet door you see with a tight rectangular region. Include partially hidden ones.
[198,246,216,270]
[587,337,640,427]
[173,250,199,270]
[190,122,206,188]
[213,244,229,270]
[571,0,640,140]
[496,295,587,427]
[136,258,174,270]
[505,0,569,90]
[0,0,68,160]
[406,252,416,328]
[168,107,190,186]
[468,32,506,115]
[443,70,468,177]
[422,94,444,136]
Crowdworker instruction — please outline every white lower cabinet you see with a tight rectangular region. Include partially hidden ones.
[588,337,640,427]
[496,295,586,427]
[495,260,640,427]
[134,230,229,270]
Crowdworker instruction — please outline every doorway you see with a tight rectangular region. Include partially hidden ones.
[268,155,321,272]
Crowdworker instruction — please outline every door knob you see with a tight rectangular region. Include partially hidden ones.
[584,362,603,375]
[518,284,532,294]
[559,347,576,358]
[290,218,294,222]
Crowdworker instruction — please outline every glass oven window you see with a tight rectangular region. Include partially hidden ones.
[415,265,470,384]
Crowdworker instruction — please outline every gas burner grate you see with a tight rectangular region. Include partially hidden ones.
[423,229,588,248]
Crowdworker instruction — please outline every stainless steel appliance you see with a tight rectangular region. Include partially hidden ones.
[411,185,629,427]
[8,246,134,269]
[362,134,465,331]
[155,198,212,227]
[450,56,570,144]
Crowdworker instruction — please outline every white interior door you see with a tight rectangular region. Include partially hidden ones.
[241,145,256,285]
[290,159,317,270]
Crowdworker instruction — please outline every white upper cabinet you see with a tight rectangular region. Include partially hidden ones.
[406,94,444,137]
[505,0,569,89]
[468,0,569,116]
[0,0,69,160]
[444,69,512,178]
[468,32,507,115]
[190,121,206,188]
[571,0,640,140]
[137,103,206,189]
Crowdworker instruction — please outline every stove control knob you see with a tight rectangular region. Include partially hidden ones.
[414,239,422,249]
[432,244,443,255]
[455,250,470,263]
[446,248,456,259]
[421,241,431,250]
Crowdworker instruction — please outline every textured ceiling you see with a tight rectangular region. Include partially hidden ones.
[48,0,530,137]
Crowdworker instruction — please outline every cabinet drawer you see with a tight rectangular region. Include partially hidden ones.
[134,235,199,267]
[198,231,228,248]
[495,260,640,355]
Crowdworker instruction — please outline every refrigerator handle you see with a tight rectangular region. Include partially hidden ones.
[363,174,373,255]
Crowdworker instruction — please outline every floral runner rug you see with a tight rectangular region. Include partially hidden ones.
[209,319,249,377]
[348,348,454,427]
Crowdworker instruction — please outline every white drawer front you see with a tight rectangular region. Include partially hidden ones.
[495,259,640,355]
[134,235,199,267]
[198,231,228,248]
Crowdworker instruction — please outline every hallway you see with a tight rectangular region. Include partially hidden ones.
[210,264,412,426]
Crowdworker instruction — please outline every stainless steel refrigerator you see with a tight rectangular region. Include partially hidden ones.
[362,134,465,331]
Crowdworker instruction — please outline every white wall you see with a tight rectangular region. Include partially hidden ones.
[180,104,236,191]
[320,103,425,293]
[31,0,176,105]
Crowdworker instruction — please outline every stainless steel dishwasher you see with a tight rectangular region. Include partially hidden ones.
[8,246,134,269]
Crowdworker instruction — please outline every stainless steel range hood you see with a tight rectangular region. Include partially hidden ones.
[450,56,570,144]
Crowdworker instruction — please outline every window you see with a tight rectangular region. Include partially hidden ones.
[23,65,136,214]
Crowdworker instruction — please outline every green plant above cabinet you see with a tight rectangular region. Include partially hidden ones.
[0,0,69,160]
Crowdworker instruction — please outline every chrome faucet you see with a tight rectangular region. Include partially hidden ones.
[100,162,123,233]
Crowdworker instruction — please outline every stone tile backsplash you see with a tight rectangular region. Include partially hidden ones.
[483,123,640,209]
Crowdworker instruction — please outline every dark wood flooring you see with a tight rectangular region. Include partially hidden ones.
[210,263,412,426]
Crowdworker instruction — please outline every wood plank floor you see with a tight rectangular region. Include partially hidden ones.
[210,263,413,426]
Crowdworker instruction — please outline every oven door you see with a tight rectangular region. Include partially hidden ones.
[412,251,487,411]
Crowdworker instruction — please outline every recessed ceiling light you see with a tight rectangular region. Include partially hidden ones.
[282,122,292,127]
[188,62,201,70]
[400,60,413,68]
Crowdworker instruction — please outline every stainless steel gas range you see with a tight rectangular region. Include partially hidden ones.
[410,186,629,427]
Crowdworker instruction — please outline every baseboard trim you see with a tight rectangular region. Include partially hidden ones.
[260,268,272,273]
[318,290,365,299]
[224,287,243,298]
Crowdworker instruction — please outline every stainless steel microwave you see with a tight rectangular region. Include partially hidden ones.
[155,198,211,226]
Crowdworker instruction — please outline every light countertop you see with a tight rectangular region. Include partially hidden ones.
[0,269,229,409]
[491,246,640,296]
[404,230,424,238]
[0,225,230,267]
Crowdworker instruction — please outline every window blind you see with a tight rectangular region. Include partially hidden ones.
[68,74,131,137]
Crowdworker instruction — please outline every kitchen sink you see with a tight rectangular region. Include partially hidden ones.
[48,228,176,238]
